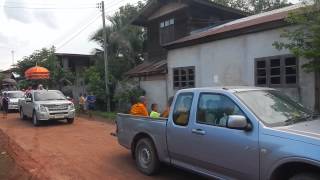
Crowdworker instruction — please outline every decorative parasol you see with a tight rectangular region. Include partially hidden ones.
[25,65,50,80]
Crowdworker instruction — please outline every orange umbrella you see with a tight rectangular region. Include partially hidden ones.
[25,65,50,80]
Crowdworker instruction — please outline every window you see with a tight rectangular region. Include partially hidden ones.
[172,93,194,126]
[173,67,195,89]
[160,18,175,44]
[255,56,298,87]
[197,93,244,127]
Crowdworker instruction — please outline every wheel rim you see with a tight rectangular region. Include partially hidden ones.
[138,144,152,169]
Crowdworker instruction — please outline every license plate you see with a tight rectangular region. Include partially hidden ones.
[54,114,65,119]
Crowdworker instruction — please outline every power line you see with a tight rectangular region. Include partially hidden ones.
[55,13,101,51]
[54,0,140,51]
[2,5,96,10]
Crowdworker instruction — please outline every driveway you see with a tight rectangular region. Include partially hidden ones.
[0,113,205,180]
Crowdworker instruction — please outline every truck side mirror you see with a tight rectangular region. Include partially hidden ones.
[26,98,32,102]
[227,115,251,131]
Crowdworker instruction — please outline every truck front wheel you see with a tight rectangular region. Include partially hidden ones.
[135,138,160,175]
[67,118,74,124]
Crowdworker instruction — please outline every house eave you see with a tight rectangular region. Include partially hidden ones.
[164,20,289,50]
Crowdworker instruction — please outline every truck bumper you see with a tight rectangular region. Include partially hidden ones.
[36,110,76,121]
[8,105,19,110]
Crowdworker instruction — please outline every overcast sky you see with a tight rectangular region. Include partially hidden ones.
[0,0,299,70]
[0,0,140,70]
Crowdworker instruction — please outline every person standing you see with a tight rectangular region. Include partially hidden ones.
[79,93,86,113]
[2,93,9,119]
[86,93,96,117]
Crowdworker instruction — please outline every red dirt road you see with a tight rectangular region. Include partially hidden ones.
[0,113,204,180]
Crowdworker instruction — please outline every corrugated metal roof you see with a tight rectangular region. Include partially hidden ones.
[164,3,303,48]
[126,60,167,77]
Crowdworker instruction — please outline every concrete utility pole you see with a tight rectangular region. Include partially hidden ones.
[11,50,14,65]
[98,1,111,112]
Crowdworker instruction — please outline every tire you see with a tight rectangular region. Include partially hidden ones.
[67,118,74,124]
[134,138,160,175]
[20,108,27,120]
[32,111,40,126]
[290,173,320,180]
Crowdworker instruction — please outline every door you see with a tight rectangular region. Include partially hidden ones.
[167,92,196,169]
[189,93,259,179]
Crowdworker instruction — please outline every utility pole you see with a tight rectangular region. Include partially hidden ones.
[98,1,111,112]
[11,50,14,65]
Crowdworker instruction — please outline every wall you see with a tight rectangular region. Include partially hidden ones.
[167,27,315,109]
[139,76,168,113]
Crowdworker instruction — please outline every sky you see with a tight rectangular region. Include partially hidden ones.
[0,0,140,70]
[0,0,299,70]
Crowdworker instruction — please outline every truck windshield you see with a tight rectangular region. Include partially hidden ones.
[236,90,313,127]
[7,92,24,98]
[34,91,66,101]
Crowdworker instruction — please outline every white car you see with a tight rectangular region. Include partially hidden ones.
[19,90,76,126]
[1,91,25,111]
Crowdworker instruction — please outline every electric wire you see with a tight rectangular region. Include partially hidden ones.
[55,13,101,51]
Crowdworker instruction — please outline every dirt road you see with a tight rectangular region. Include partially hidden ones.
[0,113,204,180]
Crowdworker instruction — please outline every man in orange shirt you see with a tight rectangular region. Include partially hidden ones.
[130,96,149,116]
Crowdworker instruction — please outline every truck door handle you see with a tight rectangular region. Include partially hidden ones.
[192,129,206,135]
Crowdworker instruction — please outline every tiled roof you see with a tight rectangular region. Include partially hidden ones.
[164,4,302,49]
[126,60,167,77]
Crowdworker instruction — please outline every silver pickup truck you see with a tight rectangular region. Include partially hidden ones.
[19,90,75,126]
[116,87,320,180]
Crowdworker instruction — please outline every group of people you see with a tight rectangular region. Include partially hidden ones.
[79,93,96,116]
[129,96,173,119]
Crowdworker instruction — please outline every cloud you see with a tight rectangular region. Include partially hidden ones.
[0,33,9,44]
[3,0,57,28]
[33,11,58,29]
[3,0,32,24]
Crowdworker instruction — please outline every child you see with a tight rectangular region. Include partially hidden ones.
[150,103,160,119]
[2,92,9,119]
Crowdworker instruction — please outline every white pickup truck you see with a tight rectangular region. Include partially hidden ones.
[19,90,76,126]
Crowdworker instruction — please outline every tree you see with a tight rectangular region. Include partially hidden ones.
[91,2,145,79]
[273,1,320,72]
[211,0,290,13]
[13,47,74,90]
[86,2,146,110]
[273,0,320,110]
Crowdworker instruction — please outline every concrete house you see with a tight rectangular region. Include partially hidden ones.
[163,4,317,111]
[127,0,248,110]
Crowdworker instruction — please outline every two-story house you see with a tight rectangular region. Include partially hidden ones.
[126,0,248,110]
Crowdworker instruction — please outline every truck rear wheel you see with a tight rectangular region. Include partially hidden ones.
[290,173,320,180]
[135,138,160,175]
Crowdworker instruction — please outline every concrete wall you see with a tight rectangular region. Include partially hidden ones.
[140,78,168,113]
[167,27,315,109]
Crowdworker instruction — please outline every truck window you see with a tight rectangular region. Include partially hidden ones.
[172,93,193,126]
[197,93,244,127]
